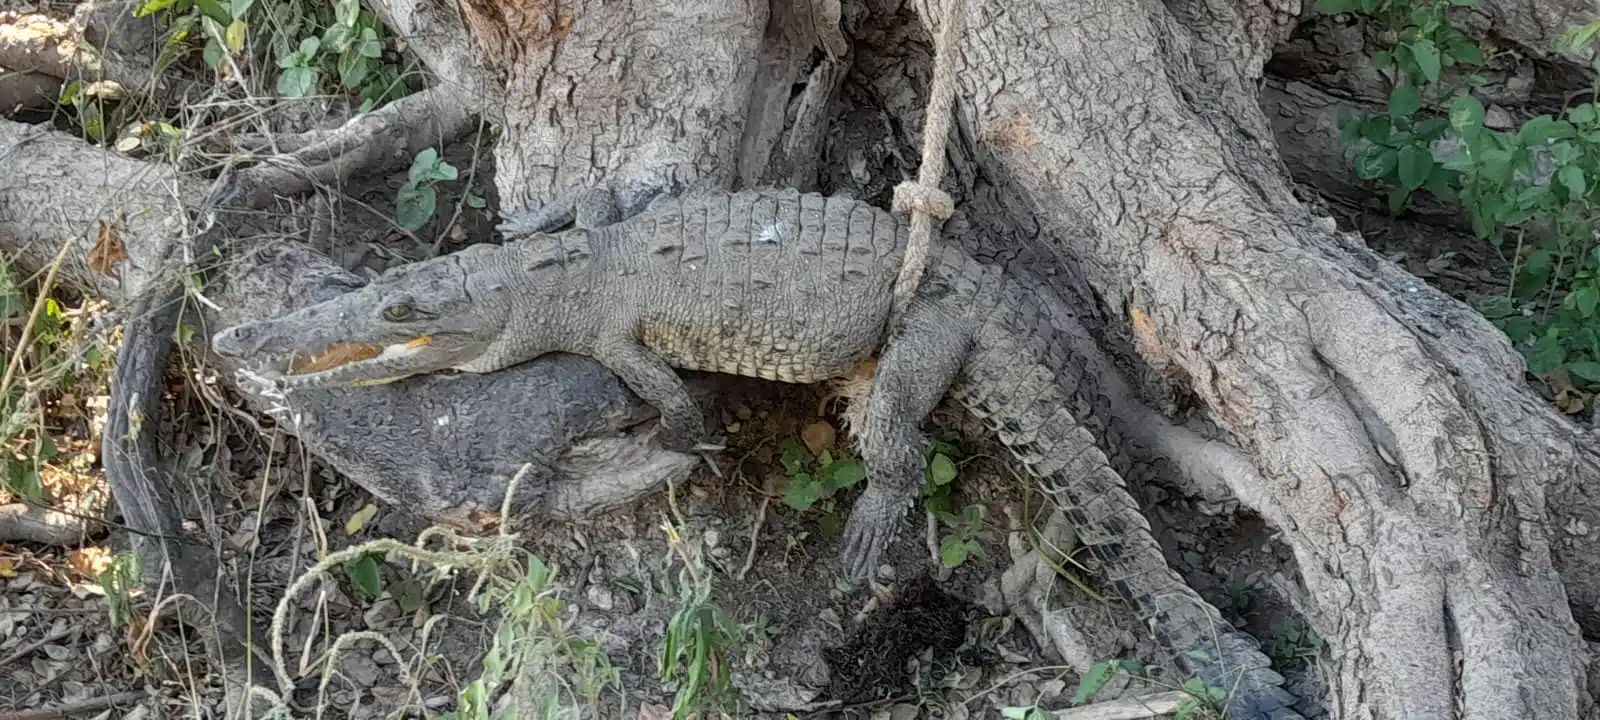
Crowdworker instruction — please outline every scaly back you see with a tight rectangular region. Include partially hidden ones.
[586,189,910,383]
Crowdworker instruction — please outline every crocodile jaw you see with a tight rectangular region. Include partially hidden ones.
[255,336,486,389]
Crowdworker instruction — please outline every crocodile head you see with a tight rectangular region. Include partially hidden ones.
[211,244,514,389]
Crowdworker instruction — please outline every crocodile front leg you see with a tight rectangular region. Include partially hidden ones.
[590,339,723,455]
[841,298,974,583]
[497,186,622,238]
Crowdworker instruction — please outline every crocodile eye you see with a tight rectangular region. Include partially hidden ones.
[381,304,414,322]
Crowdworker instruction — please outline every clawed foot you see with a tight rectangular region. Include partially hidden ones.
[693,435,726,478]
[839,488,906,584]
[655,428,727,477]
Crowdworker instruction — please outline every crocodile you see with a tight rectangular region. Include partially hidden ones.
[211,189,1300,718]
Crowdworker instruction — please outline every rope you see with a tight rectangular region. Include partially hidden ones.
[889,0,966,325]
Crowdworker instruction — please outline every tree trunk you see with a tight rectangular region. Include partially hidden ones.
[3,0,1598,716]
[901,0,1597,717]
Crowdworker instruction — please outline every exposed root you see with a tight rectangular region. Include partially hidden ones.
[0,503,100,546]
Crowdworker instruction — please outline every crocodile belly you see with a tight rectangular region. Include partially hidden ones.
[637,316,875,384]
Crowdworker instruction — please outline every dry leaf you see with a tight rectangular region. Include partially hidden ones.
[345,503,379,535]
[1557,389,1588,415]
[0,557,15,578]
[87,220,128,276]
[68,546,112,579]
[802,421,836,454]
[637,703,672,720]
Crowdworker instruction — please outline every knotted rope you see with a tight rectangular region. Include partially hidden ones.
[889,0,967,326]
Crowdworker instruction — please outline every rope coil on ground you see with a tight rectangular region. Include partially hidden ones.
[889,0,967,326]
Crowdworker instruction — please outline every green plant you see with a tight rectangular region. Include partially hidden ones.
[1268,619,1324,670]
[0,256,103,504]
[442,552,623,720]
[395,147,461,231]
[135,0,412,111]
[1321,0,1600,397]
[1048,659,1224,719]
[659,520,743,719]
[920,438,985,568]
[98,552,142,629]
[777,439,866,512]
[343,552,384,601]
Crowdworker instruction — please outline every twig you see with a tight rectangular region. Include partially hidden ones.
[0,690,149,719]
[0,238,72,402]
[0,624,72,666]
[737,474,776,581]
[1042,691,1191,719]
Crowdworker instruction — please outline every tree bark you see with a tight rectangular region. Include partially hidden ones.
[905,0,1596,717]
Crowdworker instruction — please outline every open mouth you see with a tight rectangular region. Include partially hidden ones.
[259,336,435,385]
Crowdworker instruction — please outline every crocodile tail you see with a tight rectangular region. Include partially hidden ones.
[947,260,1301,719]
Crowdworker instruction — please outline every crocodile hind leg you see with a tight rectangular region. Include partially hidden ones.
[840,298,974,583]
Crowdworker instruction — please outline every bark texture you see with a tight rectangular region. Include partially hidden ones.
[909,0,1596,717]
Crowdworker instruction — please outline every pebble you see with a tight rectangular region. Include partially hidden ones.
[587,585,618,611]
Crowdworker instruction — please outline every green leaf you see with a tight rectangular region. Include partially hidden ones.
[783,475,823,510]
[276,66,317,97]
[824,459,866,490]
[929,453,957,487]
[1389,85,1421,119]
[1519,115,1575,146]
[394,185,437,230]
[939,535,970,567]
[338,51,370,88]
[1559,165,1586,200]
[1568,361,1600,383]
[135,0,181,17]
[345,554,383,600]
[1372,51,1393,69]
[408,147,439,183]
[1411,39,1441,82]
[1476,295,1516,318]
[359,28,383,58]
[1478,148,1514,185]
[1498,315,1534,343]
[1396,144,1433,190]
[6,461,42,504]
[1355,147,1398,180]
[1452,40,1483,65]
[1423,167,1458,200]
[779,440,807,475]
[1450,95,1485,130]
[1387,186,1411,214]
[193,0,231,24]
[1528,333,1567,374]
[1569,104,1596,125]
[1071,661,1121,705]
[1571,285,1598,318]
[223,19,245,53]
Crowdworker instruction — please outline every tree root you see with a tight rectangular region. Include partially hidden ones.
[0,503,100,546]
